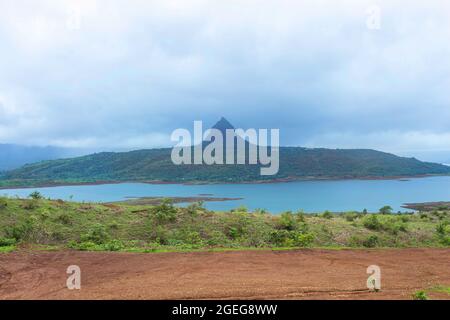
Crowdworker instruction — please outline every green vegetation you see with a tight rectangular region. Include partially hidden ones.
[412,291,429,300]
[1,147,450,187]
[411,285,450,300]
[1,195,449,253]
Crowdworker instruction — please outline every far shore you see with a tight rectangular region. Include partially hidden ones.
[0,173,448,190]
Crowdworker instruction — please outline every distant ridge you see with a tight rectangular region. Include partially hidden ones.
[1,118,450,187]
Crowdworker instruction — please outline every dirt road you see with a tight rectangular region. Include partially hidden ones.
[1,248,449,300]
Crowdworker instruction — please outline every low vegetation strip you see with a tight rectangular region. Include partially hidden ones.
[0,192,449,253]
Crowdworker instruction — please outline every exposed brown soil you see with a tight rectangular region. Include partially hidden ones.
[1,248,449,300]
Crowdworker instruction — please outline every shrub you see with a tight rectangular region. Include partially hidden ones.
[400,215,410,223]
[185,202,203,217]
[102,239,124,251]
[436,222,448,236]
[344,212,358,222]
[68,241,98,251]
[269,230,292,246]
[227,226,240,240]
[22,199,39,210]
[379,206,393,215]
[0,238,16,247]
[412,291,428,300]
[5,219,34,241]
[295,211,306,222]
[183,231,203,245]
[108,221,120,230]
[269,230,313,247]
[56,213,72,225]
[206,231,229,246]
[278,211,297,230]
[29,191,43,200]
[440,236,450,246]
[321,211,333,219]
[383,221,408,235]
[232,205,248,213]
[292,232,314,247]
[151,199,177,223]
[0,198,7,209]
[80,224,109,244]
[363,215,382,231]
[362,235,379,248]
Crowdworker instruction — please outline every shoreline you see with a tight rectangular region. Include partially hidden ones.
[0,173,448,190]
[109,196,244,206]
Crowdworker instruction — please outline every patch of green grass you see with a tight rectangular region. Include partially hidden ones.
[0,245,16,253]
[430,285,450,295]
[412,290,429,300]
[0,196,449,253]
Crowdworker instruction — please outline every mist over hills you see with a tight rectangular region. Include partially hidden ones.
[0,144,86,171]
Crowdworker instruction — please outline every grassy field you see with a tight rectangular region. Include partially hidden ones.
[1,193,450,253]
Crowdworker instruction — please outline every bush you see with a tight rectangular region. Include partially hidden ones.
[102,239,125,251]
[80,224,109,244]
[292,232,314,247]
[227,226,240,240]
[383,221,408,235]
[362,235,379,248]
[379,206,393,215]
[363,215,382,231]
[29,191,43,200]
[436,222,448,236]
[0,198,8,209]
[183,231,203,245]
[269,230,314,247]
[68,240,98,251]
[278,211,297,230]
[400,215,410,223]
[440,236,450,246]
[344,212,358,222]
[0,238,16,247]
[22,199,39,210]
[5,219,34,241]
[412,291,428,300]
[206,231,229,246]
[56,213,72,225]
[185,202,203,217]
[151,199,177,223]
[321,211,333,219]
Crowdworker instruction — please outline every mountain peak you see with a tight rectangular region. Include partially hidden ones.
[212,117,234,134]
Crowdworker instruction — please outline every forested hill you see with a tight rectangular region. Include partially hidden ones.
[1,147,449,187]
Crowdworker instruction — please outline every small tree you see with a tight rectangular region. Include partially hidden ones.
[379,206,393,215]
[29,191,43,200]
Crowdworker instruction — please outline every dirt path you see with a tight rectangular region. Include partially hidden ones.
[1,249,449,300]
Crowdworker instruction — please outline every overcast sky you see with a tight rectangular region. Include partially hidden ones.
[1,0,450,161]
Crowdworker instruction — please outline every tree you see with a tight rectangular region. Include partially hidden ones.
[379,205,393,215]
[29,191,43,200]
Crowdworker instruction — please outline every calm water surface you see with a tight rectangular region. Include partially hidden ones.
[2,176,450,213]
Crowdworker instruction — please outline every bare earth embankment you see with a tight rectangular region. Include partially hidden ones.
[1,248,449,300]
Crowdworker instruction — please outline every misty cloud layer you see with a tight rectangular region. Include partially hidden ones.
[1,0,450,161]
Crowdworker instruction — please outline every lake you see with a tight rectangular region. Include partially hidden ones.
[2,176,450,213]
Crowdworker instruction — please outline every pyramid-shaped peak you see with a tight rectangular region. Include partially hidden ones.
[212,117,234,133]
